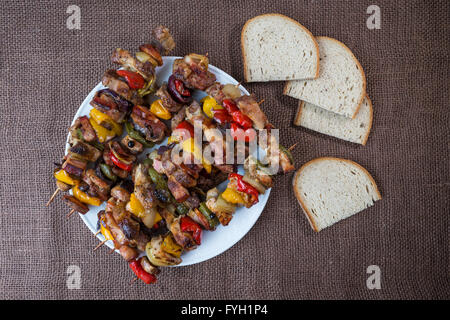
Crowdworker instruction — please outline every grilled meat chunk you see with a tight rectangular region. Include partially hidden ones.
[69,116,97,143]
[102,70,143,106]
[119,245,139,261]
[172,58,216,90]
[69,139,101,162]
[90,88,133,123]
[111,184,131,203]
[111,48,155,80]
[131,105,168,143]
[62,154,87,178]
[152,25,175,55]
[205,82,226,105]
[171,106,187,130]
[167,176,189,202]
[156,83,183,113]
[235,95,269,130]
[63,195,89,214]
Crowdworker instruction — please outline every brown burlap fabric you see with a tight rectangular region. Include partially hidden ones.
[0,0,448,300]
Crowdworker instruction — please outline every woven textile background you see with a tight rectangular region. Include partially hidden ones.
[0,0,448,300]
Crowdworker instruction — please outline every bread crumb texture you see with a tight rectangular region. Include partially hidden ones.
[242,14,318,81]
[294,158,380,231]
[285,37,366,118]
[295,96,372,145]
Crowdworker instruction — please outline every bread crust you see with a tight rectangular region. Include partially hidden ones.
[294,96,373,145]
[315,36,367,119]
[293,100,304,126]
[292,157,381,232]
[361,95,373,146]
[284,36,367,119]
[241,13,320,82]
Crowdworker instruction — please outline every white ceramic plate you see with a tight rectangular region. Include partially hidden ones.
[66,56,271,266]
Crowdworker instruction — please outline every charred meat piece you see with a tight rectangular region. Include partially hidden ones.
[133,163,151,186]
[134,184,157,209]
[102,70,143,106]
[111,48,155,80]
[170,106,187,130]
[103,211,128,246]
[62,154,87,178]
[69,139,101,162]
[69,116,97,143]
[90,88,133,123]
[118,216,140,242]
[235,95,269,130]
[111,184,131,203]
[156,83,183,113]
[173,59,216,91]
[131,105,168,143]
[205,82,226,105]
[83,169,110,201]
[172,169,196,188]
[152,25,175,55]
[63,195,89,214]
[167,176,189,202]
[184,194,200,209]
[119,245,139,261]
[109,141,136,164]
[139,44,163,66]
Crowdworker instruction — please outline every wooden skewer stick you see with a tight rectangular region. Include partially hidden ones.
[235,82,241,88]
[205,52,209,57]
[108,248,115,254]
[66,209,76,219]
[94,230,101,236]
[93,240,108,251]
[288,143,298,151]
[46,189,60,207]
[257,99,265,105]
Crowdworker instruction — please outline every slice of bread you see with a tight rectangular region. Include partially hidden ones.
[241,14,319,82]
[294,95,373,145]
[284,37,366,118]
[293,157,381,232]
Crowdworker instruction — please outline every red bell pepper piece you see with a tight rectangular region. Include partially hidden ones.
[229,173,259,205]
[174,79,191,96]
[222,99,253,129]
[230,122,256,143]
[116,70,146,89]
[129,258,157,284]
[175,121,195,140]
[110,151,132,172]
[212,109,233,124]
[222,99,240,114]
[180,216,202,245]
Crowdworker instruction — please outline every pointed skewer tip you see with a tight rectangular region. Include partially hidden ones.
[46,188,60,207]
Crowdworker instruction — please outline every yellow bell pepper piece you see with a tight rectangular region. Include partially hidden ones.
[100,220,114,241]
[181,138,212,173]
[150,99,171,120]
[89,109,123,136]
[222,187,245,205]
[128,193,162,224]
[161,235,182,258]
[54,169,78,186]
[167,135,177,144]
[202,96,223,118]
[89,117,115,143]
[72,185,102,206]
